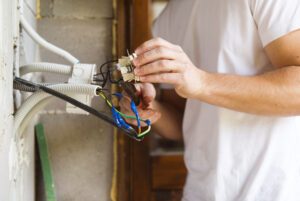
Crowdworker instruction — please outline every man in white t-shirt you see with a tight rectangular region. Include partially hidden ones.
[120,0,300,200]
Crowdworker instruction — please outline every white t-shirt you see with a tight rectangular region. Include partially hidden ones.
[153,0,300,200]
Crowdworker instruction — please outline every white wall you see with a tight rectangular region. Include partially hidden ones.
[0,0,16,200]
[0,0,37,200]
[1,0,113,200]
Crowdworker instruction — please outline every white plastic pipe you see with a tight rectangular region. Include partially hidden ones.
[20,16,79,64]
[13,84,100,137]
[19,62,72,76]
[18,96,64,137]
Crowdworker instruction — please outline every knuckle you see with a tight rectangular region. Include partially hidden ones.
[145,49,154,57]
[141,76,148,82]
[149,63,156,71]
[139,52,148,61]
[157,60,165,67]
[155,37,163,44]
[160,60,171,70]
[160,74,168,81]
[161,60,169,66]
[138,67,145,74]
[156,47,165,55]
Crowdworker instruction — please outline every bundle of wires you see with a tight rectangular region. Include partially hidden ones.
[98,91,151,139]
[93,60,121,88]
[93,60,150,139]
[14,77,150,141]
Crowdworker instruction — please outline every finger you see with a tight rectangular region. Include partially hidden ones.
[137,83,156,104]
[122,83,155,108]
[140,109,161,126]
[135,60,185,76]
[133,47,182,67]
[134,109,161,126]
[140,73,181,86]
[120,96,153,117]
[135,37,181,55]
[133,83,144,96]
[123,109,161,127]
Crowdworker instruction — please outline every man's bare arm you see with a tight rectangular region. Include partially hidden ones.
[192,29,300,116]
[152,89,185,140]
[134,30,300,116]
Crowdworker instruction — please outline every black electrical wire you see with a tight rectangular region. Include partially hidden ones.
[14,77,141,140]
[13,81,64,92]
[13,80,36,92]
[93,60,120,87]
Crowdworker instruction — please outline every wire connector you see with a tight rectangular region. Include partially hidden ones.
[118,53,140,82]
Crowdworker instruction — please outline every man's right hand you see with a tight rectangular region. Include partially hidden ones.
[119,83,161,126]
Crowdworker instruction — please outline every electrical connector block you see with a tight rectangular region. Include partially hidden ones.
[118,53,140,82]
[67,63,96,114]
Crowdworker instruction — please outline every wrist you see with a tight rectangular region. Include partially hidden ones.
[193,69,212,100]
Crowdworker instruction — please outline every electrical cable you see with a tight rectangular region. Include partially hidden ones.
[13,81,100,136]
[98,91,151,138]
[93,60,120,87]
[14,77,142,140]
[13,81,62,92]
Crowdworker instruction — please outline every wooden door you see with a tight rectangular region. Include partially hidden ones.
[116,1,187,201]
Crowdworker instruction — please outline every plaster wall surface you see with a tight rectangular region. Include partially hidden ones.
[0,1,15,199]
[1,0,37,200]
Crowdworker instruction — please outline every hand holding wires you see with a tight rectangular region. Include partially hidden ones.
[98,91,151,139]
[92,56,151,138]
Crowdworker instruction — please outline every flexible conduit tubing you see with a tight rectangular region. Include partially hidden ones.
[18,96,65,137]
[13,81,60,92]
[19,62,72,76]
[20,16,79,64]
[13,84,100,136]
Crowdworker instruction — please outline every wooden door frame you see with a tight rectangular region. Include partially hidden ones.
[116,1,152,201]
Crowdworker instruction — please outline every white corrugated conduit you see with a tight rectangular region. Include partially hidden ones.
[13,84,100,137]
[19,62,72,76]
[20,15,79,64]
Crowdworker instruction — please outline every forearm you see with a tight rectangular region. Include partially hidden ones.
[151,100,183,140]
[197,66,300,116]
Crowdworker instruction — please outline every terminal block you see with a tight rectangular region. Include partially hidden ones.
[117,53,140,83]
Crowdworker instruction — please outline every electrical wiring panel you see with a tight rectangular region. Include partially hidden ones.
[15,13,152,142]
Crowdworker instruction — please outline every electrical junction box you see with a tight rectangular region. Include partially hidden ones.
[67,63,96,114]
